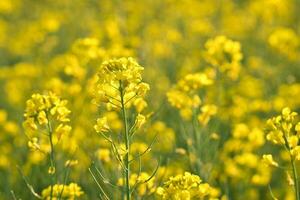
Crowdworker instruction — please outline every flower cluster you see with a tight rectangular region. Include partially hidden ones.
[204,35,243,80]
[220,124,269,186]
[23,92,72,144]
[94,117,110,133]
[264,107,300,165]
[198,104,218,125]
[268,27,299,60]
[94,57,150,112]
[263,107,300,198]
[262,154,278,167]
[265,107,299,150]
[156,172,214,200]
[41,183,84,200]
[167,72,213,120]
[23,92,74,197]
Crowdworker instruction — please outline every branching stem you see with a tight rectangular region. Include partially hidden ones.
[46,115,56,200]
[119,81,131,200]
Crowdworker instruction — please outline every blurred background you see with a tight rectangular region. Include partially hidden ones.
[0,0,300,199]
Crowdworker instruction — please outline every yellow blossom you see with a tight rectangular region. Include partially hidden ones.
[157,172,213,199]
[204,35,243,80]
[41,183,84,199]
[197,104,218,125]
[94,117,110,133]
[262,154,278,167]
[134,114,146,130]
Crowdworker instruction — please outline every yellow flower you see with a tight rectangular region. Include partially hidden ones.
[167,72,212,120]
[94,117,110,133]
[37,111,48,125]
[41,183,84,199]
[282,107,297,121]
[157,172,213,199]
[268,27,299,60]
[48,166,56,174]
[265,107,299,146]
[96,148,111,163]
[94,57,149,109]
[177,73,213,92]
[23,117,38,131]
[135,114,146,129]
[204,35,243,80]
[28,137,40,151]
[64,159,78,167]
[68,183,84,197]
[291,146,300,160]
[197,104,218,125]
[24,92,71,131]
[262,154,278,167]
[288,136,299,148]
[23,92,72,160]
[133,98,148,113]
[136,82,150,96]
[54,124,72,140]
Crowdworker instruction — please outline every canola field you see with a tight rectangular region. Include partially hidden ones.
[0,0,300,199]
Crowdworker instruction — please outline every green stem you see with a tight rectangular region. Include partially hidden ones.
[47,117,56,200]
[291,157,299,200]
[283,134,299,200]
[192,112,201,174]
[120,81,130,200]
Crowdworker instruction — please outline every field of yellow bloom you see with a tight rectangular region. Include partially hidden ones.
[0,0,300,199]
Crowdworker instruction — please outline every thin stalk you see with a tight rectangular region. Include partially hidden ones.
[283,134,299,200]
[268,184,278,200]
[291,157,299,200]
[119,81,131,200]
[58,149,77,200]
[192,111,201,174]
[10,190,17,200]
[16,165,42,199]
[46,116,56,200]
[89,168,109,200]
